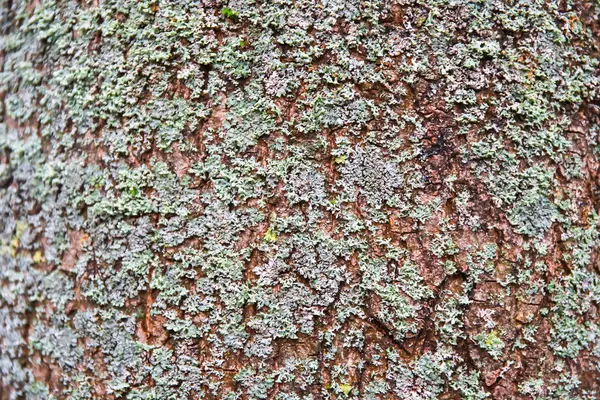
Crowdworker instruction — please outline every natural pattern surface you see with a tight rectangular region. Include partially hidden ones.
[1,0,600,399]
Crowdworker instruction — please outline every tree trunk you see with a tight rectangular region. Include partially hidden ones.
[1,0,600,399]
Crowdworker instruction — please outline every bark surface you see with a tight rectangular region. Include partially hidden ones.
[1,0,600,399]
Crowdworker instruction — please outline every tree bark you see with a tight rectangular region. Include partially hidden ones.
[1,0,600,399]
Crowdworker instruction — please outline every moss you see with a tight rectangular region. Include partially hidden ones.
[264,227,277,243]
[474,330,506,360]
[221,7,239,20]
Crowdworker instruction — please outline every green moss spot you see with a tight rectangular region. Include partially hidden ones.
[335,154,348,164]
[339,383,353,395]
[221,7,239,20]
[264,228,277,243]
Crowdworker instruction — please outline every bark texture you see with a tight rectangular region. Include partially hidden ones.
[1,0,600,399]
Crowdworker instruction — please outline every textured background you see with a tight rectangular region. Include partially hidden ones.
[1,0,600,399]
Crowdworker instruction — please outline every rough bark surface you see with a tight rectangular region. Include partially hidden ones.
[1,0,600,399]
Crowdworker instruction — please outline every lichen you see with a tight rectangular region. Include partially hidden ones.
[1,0,600,398]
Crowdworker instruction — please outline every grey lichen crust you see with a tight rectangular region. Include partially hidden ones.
[1,0,600,399]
